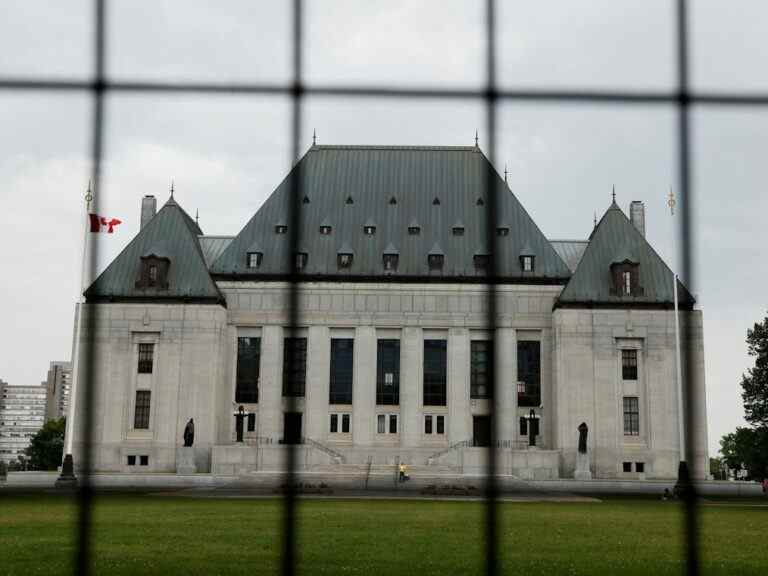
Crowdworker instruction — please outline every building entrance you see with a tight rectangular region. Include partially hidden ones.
[473,415,491,447]
[283,412,302,444]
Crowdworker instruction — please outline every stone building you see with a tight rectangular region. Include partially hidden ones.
[66,145,708,479]
[0,382,48,465]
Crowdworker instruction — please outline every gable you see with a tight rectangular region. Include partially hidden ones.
[85,198,224,303]
[211,145,572,281]
[556,202,694,308]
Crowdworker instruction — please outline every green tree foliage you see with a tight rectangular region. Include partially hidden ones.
[24,417,65,471]
[720,427,768,481]
[741,315,768,426]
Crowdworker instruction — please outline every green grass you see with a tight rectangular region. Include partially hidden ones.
[1,494,766,575]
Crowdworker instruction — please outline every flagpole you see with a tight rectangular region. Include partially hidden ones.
[59,183,92,486]
[669,190,687,484]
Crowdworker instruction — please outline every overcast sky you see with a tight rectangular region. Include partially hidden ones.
[1,1,767,455]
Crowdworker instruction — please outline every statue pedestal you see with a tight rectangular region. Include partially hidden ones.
[176,447,197,475]
[574,450,592,481]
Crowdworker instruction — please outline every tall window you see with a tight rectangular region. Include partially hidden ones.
[470,341,492,399]
[622,349,638,380]
[623,396,640,436]
[134,390,151,429]
[329,339,354,405]
[282,338,307,397]
[137,343,154,374]
[376,339,400,405]
[236,337,260,403]
[423,340,447,406]
[517,341,541,406]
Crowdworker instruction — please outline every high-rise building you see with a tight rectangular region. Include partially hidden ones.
[0,382,48,465]
[44,361,72,421]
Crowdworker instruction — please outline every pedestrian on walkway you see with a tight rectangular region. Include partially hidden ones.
[399,462,407,483]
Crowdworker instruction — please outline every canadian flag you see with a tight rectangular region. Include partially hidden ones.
[89,214,122,234]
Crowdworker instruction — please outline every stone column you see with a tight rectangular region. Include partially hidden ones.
[540,327,552,449]
[353,326,376,446]
[305,325,330,442]
[497,328,517,446]
[401,327,422,448]
[258,325,283,442]
[448,328,471,444]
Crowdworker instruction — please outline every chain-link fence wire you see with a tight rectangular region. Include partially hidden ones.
[3,0,750,573]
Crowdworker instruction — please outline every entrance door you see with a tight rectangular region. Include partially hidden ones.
[283,412,303,445]
[473,415,491,447]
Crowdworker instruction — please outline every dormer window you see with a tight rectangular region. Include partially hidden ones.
[320,225,332,235]
[408,223,421,235]
[428,254,444,270]
[496,226,509,237]
[302,195,310,204]
[610,259,643,296]
[520,255,534,272]
[363,220,376,236]
[389,196,397,205]
[432,197,441,206]
[136,255,170,289]
[295,252,308,271]
[247,252,263,269]
[338,253,353,268]
[452,224,465,236]
[275,224,287,234]
[383,254,399,271]
[473,254,489,270]
[476,197,485,206]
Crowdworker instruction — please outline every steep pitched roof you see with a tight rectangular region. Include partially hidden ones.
[556,201,694,307]
[85,197,224,303]
[550,240,589,273]
[211,145,571,280]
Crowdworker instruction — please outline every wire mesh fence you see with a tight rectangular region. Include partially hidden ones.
[6,0,765,573]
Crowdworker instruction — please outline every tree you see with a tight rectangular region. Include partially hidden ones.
[24,417,65,471]
[709,457,726,480]
[741,315,768,426]
[720,427,768,481]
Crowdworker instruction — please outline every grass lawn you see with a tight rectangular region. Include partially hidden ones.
[0,494,766,575]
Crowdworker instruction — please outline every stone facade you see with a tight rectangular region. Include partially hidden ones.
[67,281,708,479]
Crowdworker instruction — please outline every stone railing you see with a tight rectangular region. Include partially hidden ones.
[305,438,345,464]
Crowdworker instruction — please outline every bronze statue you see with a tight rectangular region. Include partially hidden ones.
[578,422,588,454]
[183,418,195,447]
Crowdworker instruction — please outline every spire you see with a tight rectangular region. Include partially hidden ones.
[170,179,175,198]
[474,130,479,147]
[611,185,616,203]
[312,129,317,147]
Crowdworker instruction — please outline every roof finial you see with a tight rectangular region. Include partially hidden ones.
[195,209,199,225]
[85,180,93,208]
[474,130,479,147]
[504,164,508,184]
[611,184,616,203]
[667,188,676,216]
[170,179,175,198]
[312,129,317,147]
[594,211,598,228]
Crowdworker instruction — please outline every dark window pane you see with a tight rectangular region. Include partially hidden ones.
[282,338,307,397]
[138,343,154,374]
[330,413,338,433]
[247,412,256,432]
[623,396,640,435]
[622,349,638,380]
[342,413,350,433]
[329,339,354,405]
[134,390,151,429]
[517,341,541,406]
[424,415,433,434]
[436,415,444,435]
[623,462,632,473]
[423,340,447,406]
[636,462,645,473]
[127,455,136,466]
[470,341,492,399]
[377,339,400,405]
[140,455,149,466]
[519,416,528,436]
[389,414,397,434]
[236,337,260,403]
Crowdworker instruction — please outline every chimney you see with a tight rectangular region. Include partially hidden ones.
[629,200,645,237]
[140,195,157,229]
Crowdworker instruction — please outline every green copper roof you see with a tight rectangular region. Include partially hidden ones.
[85,197,224,303]
[557,201,694,307]
[211,145,571,280]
